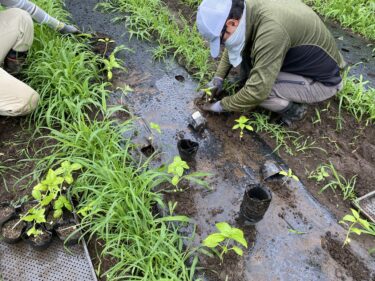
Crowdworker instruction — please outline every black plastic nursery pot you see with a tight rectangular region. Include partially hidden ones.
[20,200,39,215]
[177,139,199,161]
[240,184,272,224]
[23,224,53,251]
[0,202,15,225]
[55,220,80,247]
[0,214,26,244]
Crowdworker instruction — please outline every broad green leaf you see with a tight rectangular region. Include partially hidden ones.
[342,214,356,223]
[232,124,240,130]
[64,174,74,184]
[33,183,47,192]
[32,190,42,201]
[279,171,288,176]
[350,227,363,235]
[351,209,360,219]
[41,194,54,206]
[171,176,179,186]
[229,228,248,248]
[54,197,64,209]
[27,226,43,237]
[150,122,162,134]
[176,166,184,177]
[71,163,82,171]
[203,233,226,248]
[245,125,253,131]
[232,246,243,256]
[215,222,232,236]
[53,209,63,219]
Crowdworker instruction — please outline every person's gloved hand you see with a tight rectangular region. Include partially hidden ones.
[58,23,81,34]
[199,77,224,100]
[200,101,224,113]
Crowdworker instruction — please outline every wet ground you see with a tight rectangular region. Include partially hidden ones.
[64,0,375,280]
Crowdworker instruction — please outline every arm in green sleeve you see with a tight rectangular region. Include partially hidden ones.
[221,25,290,112]
[214,49,232,79]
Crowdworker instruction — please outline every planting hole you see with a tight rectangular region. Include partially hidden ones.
[175,75,185,82]
[141,145,155,157]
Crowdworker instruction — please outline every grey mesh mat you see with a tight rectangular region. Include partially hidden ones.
[0,238,97,281]
[356,190,375,223]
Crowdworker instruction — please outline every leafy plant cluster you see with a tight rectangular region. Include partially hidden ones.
[203,222,248,262]
[21,161,81,237]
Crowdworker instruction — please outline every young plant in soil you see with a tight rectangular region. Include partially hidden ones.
[340,209,375,252]
[167,156,211,190]
[232,116,253,139]
[203,222,248,263]
[100,46,127,80]
[279,168,299,182]
[313,162,356,200]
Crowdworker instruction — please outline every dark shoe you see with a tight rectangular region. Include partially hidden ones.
[279,102,308,127]
[4,50,28,76]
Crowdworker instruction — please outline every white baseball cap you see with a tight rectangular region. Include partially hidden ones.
[196,0,232,58]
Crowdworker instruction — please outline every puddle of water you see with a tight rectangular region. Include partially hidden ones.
[65,1,375,280]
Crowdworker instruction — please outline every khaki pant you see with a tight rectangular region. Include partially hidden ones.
[0,8,39,116]
[260,72,343,112]
[238,58,342,113]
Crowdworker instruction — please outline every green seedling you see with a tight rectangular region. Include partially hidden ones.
[203,222,248,262]
[232,116,253,139]
[279,168,299,182]
[150,122,162,134]
[167,156,189,187]
[98,37,115,58]
[312,108,322,125]
[308,165,329,182]
[315,162,356,200]
[167,156,211,190]
[101,46,126,80]
[21,207,46,237]
[340,209,375,246]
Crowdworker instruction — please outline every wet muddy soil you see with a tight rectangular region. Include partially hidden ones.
[64,0,375,279]
[0,117,39,203]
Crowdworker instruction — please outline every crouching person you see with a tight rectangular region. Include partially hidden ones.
[0,0,79,116]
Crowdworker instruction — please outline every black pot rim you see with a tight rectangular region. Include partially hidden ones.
[23,224,53,251]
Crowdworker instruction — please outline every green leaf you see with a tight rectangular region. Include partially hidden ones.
[27,226,43,237]
[41,194,54,206]
[245,125,253,131]
[232,124,240,130]
[292,175,299,181]
[215,222,232,236]
[176,166,184,177]
[279,171,288,176]
[33,183,47,192]
[150,122,162,134]
[350,227,363,235]
[231,246,243,256]
[171,176,179,186]
[229,228,248,248]
[32,190,42,201]
[351,209,360,219]
[203,233,226,248]
[54,197,64,209]
[155,216,190,223]
[71,163,82,171]
[64,174,74,184]
[53,209,63,219]
[342,214,357,223]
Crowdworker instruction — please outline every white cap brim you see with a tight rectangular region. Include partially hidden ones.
[210,37,220,58]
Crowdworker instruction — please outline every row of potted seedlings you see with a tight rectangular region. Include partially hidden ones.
[0,161,82,251]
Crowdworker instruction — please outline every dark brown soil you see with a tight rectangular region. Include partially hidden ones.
[0,205,14,221]
[20,201,39,215]
[29,229,52,245]
[56,223,80,241]
[321,232,374,281]
[258,100,375,222]
[88,32,117,58]
[0,117,45,203]
[1,218,24,239]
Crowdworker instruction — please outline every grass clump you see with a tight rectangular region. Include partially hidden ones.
[24,0,109,128]
[32,112,197,280]
[97,0,212,81]
[305,0,375,40]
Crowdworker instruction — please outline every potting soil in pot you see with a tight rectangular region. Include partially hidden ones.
[0,206,14,223]
[1,219,24,240]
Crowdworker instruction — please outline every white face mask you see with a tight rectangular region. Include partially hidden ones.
[224,4,247,67]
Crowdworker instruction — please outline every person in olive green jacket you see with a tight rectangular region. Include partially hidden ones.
[196,0,346,125]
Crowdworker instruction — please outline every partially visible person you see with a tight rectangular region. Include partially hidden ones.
[197,0,346,126]
[0,0,79,116]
